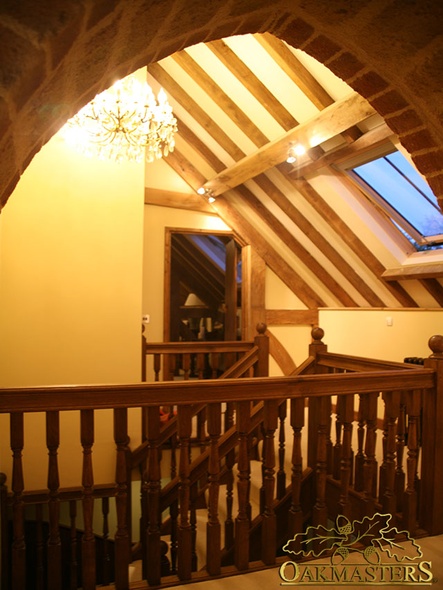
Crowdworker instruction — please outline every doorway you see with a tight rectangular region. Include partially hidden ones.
[164,229,242,344]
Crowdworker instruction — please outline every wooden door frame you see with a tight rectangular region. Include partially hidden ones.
[163,227,248,343]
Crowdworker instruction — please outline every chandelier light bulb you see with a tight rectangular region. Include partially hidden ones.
[62,75,177,164]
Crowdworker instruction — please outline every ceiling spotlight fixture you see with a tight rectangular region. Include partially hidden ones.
[286,143,306,164]
[62,74,177,164]
[197,187,216,203]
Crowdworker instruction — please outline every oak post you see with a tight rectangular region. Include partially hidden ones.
[254,322,269,377]
[307,327,328,469]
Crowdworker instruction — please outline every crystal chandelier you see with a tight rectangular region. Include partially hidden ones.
[63,75,177,163]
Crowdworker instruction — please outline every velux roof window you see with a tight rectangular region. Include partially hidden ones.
[347,148,443,251]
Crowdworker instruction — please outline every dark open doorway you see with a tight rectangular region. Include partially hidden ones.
[164,230,242,345]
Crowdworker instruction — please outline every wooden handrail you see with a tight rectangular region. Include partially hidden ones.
[0,368,434,413]
[315,351,420,372]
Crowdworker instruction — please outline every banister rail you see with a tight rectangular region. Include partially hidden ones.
[0,368,435,413]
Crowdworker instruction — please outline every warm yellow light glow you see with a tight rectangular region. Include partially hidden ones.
[62,75,177,163]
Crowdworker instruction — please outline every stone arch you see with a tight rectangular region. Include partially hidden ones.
[1,0,442,209]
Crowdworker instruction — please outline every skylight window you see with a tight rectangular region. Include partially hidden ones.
[348,149,443,250]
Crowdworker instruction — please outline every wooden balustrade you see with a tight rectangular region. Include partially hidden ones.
[1,329,443,589]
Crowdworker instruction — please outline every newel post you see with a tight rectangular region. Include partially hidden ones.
[421,334,443,534]
[254,323,269,377]
[307,328,329,469]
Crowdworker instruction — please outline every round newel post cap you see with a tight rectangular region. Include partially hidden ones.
[256,322,267,335]
[429,334,443,357]
[311,326,324,343]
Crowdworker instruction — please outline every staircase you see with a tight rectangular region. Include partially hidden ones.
[2,327,443,589]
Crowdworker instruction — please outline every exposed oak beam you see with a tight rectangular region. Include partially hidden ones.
[172,50,269,148]
[148,63,245,162]
[288,122,394,178]
[382,262,443,281]
[208,38,299,131]
[210,194,327,309]
[236,184,359,307]
[285,175,420,308]
[254,33,334,111]
[145,187,214,213]
[202,92,376,196]
[266,309,319,326]
[251,174,385,307]
[267,329,298,375]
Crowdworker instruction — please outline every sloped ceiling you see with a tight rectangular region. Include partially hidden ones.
[144,33,443,311]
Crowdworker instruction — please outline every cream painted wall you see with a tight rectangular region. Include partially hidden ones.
[142,203,230,345]
[0,130,145,487]
[319,308,443,362]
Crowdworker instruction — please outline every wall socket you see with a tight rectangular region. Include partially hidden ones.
[142,314,150,324]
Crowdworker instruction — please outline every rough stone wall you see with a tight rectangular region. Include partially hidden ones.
[0,0,442,209]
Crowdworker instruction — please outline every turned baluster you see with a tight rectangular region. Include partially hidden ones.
[354,394,367,492]
[333,400,343,480]
[144,406,162,586]
[101,498,111,586]
[381,391,400,520]
[403,389,421,534]
[46,410,62,589]
[80,409,96,590]
[224,444,235,551]
[36,504,44,590]
[395,395,407,512]
[169,432,179,574]
[10,412,26,590]
[312,397,329,531]
[261,399,278,565]
[288,397,305,546]
[211,352,220,378]
[153,353,161,381]
[190,482,198,571]
[114,408,130,589]
[276,401,287,499]
[0,473,9,590]
[379,405,388,500]
[206,402,222,575]
[182,353,191,380]
[177,405,193,581]
[235,400,251,571]
[338,395,354,519]
[69,500,78,590]
[362,392,379,516]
